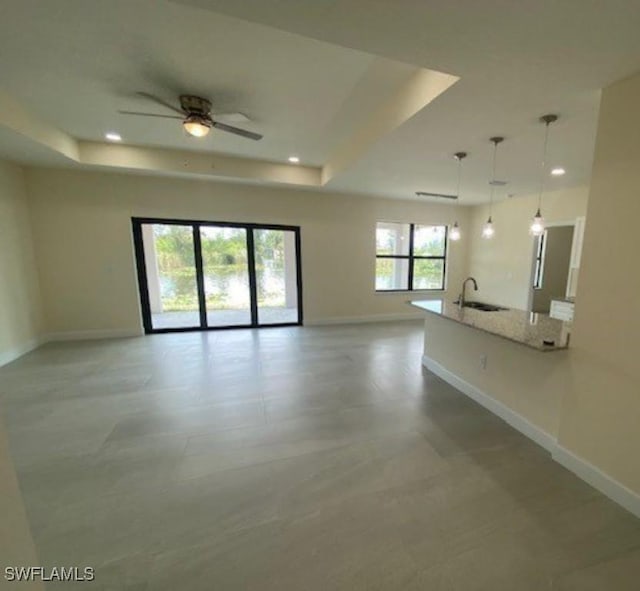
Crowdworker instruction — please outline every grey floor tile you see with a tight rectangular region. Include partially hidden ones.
[1,321,639,589]
[554,547,640,590]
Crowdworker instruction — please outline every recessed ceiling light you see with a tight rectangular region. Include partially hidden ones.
[288,156,300,164]
[105,132,122,142]
[551,167,565,176]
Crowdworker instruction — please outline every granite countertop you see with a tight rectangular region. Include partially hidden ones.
[410,299,571,352]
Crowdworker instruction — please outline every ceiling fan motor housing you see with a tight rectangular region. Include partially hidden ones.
[179,95,212,116]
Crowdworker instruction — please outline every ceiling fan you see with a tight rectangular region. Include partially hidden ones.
[118,92,263,140]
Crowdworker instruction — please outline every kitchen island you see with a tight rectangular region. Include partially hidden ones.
[411,299,571,351]
[410,298,573,452]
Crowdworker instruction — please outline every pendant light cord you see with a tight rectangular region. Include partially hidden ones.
[537,121,551,211]
[489,140,498,217]
[453,152,466,226]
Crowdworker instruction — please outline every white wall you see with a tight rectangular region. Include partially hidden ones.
[18,169,590,339]
[0,159,44,586]
[0,160,43,365]
[557,71,640,495]
[24,168,471,335]
[467,186,589,310]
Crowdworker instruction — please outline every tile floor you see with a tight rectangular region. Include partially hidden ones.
[1,321,639,589]
[151,307,298,329]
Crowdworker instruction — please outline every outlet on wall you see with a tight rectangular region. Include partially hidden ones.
[480,354,488,370]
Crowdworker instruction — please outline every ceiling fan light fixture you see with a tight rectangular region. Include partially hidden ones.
[122,93,262,140]
[183,115,211,138]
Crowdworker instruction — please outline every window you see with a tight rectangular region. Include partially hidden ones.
[375,222,447,291]
[533,232,547,289]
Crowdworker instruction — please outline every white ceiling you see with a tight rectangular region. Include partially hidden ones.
[3,0,640,203]
[0,0,416,166]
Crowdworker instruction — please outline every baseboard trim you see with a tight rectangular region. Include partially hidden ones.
[422,354,556,452]
[45,329,142,342]
[0,329,144,366]
[553,446,640,519]
[306,313,424,326]
[0,337,44,368]
[422,353,640,519]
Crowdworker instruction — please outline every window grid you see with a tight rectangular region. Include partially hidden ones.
[375,223,448,292]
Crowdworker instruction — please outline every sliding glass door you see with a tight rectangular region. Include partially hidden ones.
[254,229,299,325]
[200,226,252,327]
[132,218,302,333]
[139,223,201,330]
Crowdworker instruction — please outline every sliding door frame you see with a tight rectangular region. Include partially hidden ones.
[131,217,304,334]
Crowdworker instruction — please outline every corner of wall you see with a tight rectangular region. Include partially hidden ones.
[0,160,46,365]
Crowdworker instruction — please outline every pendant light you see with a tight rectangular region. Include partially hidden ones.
[450,151,467,241]
[530,114,558,236]
[450,222,462,241]
[482,136,503,239]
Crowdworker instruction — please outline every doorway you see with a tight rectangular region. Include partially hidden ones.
[530,224,575,313]
[132,218,302,333]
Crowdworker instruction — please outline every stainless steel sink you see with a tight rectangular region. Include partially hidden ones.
[453,301,508,312]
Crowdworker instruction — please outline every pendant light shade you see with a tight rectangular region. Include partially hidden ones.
[482,216,495,238]
[530,208,545,237]
[530,114,557,236]
[482,137,503,240]
[450,151,467,242]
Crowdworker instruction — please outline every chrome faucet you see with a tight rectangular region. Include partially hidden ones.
[458,277,478,308]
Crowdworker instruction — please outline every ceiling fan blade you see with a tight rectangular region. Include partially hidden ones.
[212,121,263,141]
[213,112,250,124]
[136,92,184,115]
[118,110,183,120]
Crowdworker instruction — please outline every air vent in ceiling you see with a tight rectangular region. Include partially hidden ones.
[415,191,458,200]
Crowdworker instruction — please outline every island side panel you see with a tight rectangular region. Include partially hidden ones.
[422,314,569,445]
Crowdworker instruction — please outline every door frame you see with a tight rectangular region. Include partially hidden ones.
[526,219,576,312]
[132,217,304,334]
